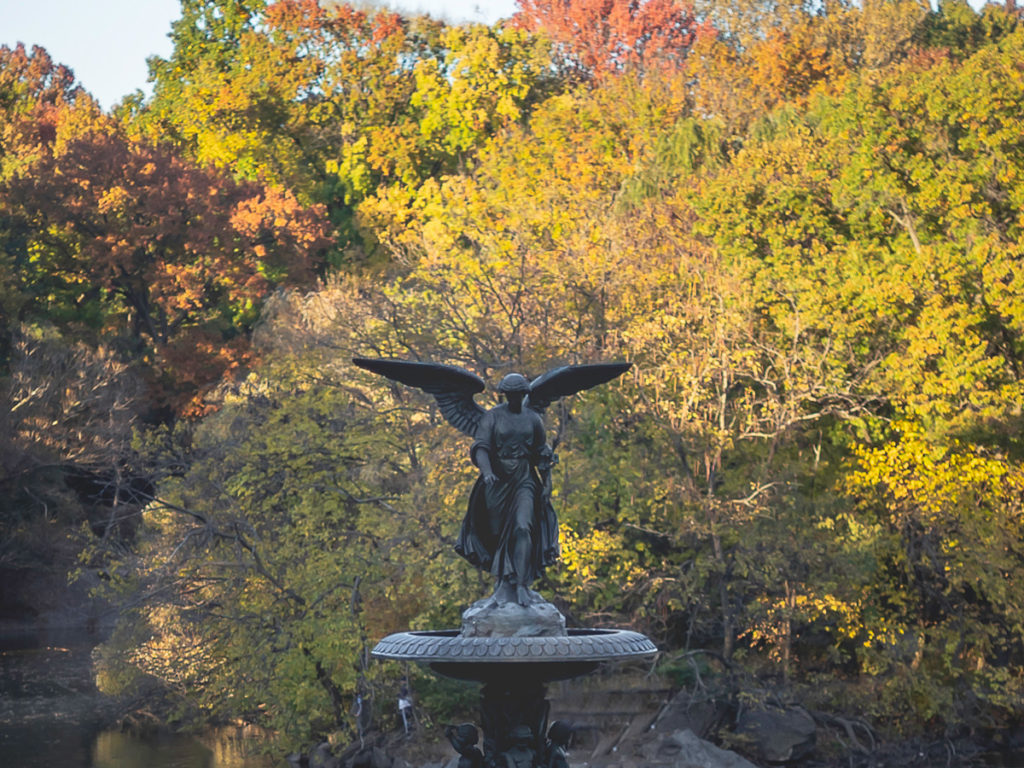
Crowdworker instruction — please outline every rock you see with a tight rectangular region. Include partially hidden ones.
[311,741,340,768]
[649,729,761,768]
[370,746,391,768]
[654,695,730,739]
[345,748,374,768]
[460,591,566,637]
[735,707,816,763]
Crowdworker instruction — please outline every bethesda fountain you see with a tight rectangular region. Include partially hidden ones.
[355,358,658,767]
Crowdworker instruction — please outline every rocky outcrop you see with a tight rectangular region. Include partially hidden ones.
[639,729,762,768]
[301,681,826,768]
[320,726,764,768]
[735,707,816,764]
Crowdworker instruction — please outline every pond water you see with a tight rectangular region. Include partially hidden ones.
[0,627,281,768]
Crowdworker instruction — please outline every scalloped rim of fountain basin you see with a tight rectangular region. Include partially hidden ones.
[371,628,657,664]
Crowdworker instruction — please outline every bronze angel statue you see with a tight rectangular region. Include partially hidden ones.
[353,358,631,607]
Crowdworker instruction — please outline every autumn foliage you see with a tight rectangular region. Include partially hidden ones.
[0,43,84,153]
[3,0,1024,757]
[2,76,331,404]
[514,0,707,77]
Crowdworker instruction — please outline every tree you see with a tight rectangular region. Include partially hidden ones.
[819,21,1024,445]
[68,0,1024,749]
[0,43,99,365]
[843,422,1024,726]
[0,42,87,162]
[411,23,556,163]
[132,0,453,256]
[671,12,1024,721]
[0,322,151,635]
[90,322,489,745]
[514,0,706,79]
[687,0,933,135]
[1,122,332,405]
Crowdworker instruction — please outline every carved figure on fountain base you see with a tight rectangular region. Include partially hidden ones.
[542,721,572,768]
[481,684,548,767]
[498,725,538,768]
[444,724,484,768]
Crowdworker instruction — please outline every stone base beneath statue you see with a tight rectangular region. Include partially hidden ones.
[461,587,566,638]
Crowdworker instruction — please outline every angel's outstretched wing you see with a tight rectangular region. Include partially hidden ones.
[352,358,487,438]
[527,362,632,414]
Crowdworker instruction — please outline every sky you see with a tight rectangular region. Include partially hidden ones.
[0,0,520,111]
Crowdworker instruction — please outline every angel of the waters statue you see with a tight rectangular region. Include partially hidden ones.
[353,358,631,607]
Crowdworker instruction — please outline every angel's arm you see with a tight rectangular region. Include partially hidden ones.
[470,411,498,485]
[530,412,549,460]
[474,451,498,485]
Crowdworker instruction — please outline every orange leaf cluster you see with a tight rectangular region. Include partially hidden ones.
[514,0,709,78]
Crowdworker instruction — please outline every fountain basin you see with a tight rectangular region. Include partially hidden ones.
[371,628,657,682]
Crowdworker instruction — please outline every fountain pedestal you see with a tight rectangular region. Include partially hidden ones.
[372,599,657,766]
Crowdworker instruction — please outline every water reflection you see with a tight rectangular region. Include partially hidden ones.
[93,731,216,767]
[200,727,283,768]
[0,628,279,768]
[92,728,280,768]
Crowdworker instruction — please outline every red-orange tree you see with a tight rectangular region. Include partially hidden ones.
[514,0,707,78]
[2,122,332,399]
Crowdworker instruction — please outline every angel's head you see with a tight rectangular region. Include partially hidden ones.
[498,373,530,410]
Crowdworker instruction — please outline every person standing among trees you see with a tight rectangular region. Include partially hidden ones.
[398,680,413,734]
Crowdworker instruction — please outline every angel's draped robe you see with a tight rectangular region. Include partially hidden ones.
[455,403,559,586]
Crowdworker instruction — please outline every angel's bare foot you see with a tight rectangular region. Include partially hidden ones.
[491,580,516,606]
[516,584,530,607]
